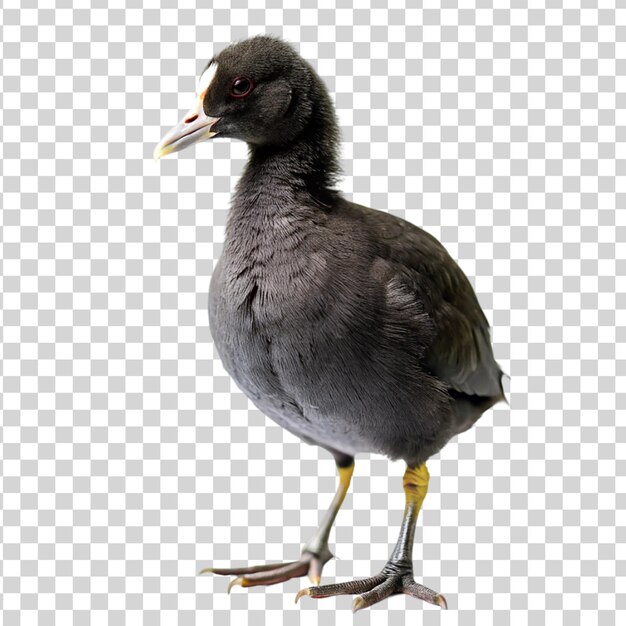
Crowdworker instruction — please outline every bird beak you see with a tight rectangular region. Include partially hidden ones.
[154,97,220,159]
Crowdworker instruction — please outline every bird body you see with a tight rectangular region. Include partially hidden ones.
[209,180,503,466]
[211,197,434,462]
[155,35,506,610]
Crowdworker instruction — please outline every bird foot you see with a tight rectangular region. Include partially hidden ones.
[200,548,333,590]
[295,562,447,612]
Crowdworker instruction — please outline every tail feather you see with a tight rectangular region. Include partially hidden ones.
[449,369,507,435]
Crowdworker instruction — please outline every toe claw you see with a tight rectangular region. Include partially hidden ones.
[295,588,311,603]
[308,574,321,585]
[228,577,245,594]
[198,567,214,575]
[434,594,448,609]
[352,596,366,613]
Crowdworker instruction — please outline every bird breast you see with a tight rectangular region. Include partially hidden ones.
[222,251,328,324]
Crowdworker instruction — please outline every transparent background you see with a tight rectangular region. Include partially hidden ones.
[0,1,624,625]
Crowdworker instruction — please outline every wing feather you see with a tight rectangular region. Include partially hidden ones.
[352,201,504,399]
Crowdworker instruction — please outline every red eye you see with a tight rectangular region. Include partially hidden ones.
[230,77,254,98]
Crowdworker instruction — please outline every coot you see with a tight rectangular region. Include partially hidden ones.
[155,35,505,611]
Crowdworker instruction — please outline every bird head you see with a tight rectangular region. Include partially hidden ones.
[154,35,324,158]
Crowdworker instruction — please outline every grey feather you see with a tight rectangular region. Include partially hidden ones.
[195,36,506,467]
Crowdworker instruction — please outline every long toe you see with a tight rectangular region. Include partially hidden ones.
[229,560,311,589]
[202,551,333,591]
[351,577,399,612]
[402,575,448,608]
[201,561,300,576]
[296,574,387,602]
[297,570,447,611]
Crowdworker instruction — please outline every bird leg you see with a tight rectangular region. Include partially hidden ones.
[296,463,448,611]
[201,458,354,589]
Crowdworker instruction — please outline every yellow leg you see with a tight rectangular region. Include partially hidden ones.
[404,463,430,506]
[297,462,447,611]
[388,464,429,566]
[302,460,355,583]
[203,457,355,590]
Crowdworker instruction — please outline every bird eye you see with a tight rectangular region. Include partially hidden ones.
[230,77,253,98]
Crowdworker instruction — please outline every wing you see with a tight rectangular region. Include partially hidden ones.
[348,200,504,399]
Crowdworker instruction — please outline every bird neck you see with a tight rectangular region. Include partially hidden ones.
[227,91,341,230]
[223,137,336,258]
[245,123,340,197]
[235,135,339,200]
[223,82,342,261]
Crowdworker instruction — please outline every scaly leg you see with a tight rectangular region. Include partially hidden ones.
[201,456,355,590]
[296,463,447,611]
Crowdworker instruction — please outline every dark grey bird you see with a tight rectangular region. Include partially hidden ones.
[155,35,505,611]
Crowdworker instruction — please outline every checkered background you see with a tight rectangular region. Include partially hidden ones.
[1,1,624,625]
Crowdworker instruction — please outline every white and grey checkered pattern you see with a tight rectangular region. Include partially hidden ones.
[1,2,624,625]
